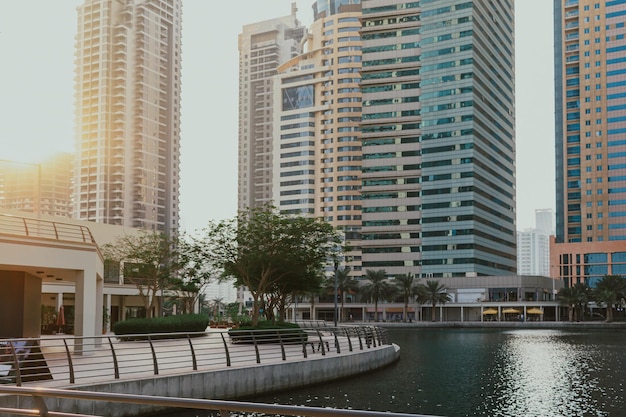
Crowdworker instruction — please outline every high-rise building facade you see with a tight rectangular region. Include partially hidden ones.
[273,0,363,273]
[238,6,306,212]
[359,0,517,278]
[552,0,626,286]
[517,229,551,276]
[0,154,73,218]
[535,208,555,235]
[517,210,553,277]
[73,0,182,233]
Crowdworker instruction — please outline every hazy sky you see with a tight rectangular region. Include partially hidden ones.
[0,1,555,233]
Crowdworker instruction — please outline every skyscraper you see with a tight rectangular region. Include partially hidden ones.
[274,0,363,273]
[238,5,305,212]
[517,210,553,277]
[73,0,182,233]
[552,0,626,286]
[0,154,73,218]
[359,0,517,278]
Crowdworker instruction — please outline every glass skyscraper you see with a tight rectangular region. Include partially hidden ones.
[360,0,516,278]
[552,0,626,286]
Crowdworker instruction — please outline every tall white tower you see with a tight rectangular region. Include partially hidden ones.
[73,0,182,233]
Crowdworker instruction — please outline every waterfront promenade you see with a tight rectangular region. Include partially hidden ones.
[0,326,400,417]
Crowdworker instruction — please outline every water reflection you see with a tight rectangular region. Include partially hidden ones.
[165,328,626,417]
[478,330,611,416]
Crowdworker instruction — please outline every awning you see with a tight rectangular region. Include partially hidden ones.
[502,308,520,314]
[482,308,498,315]
[527,308,544,314]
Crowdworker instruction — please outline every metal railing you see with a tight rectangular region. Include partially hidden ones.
[0,326,390,387]
[0,213,96,244]
[0,386,440,417]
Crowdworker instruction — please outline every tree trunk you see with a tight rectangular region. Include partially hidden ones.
[251,294,261,326]
[404,299,409,323]
[606,304,614,322]
[374,299,379,322]
[431,302,436,322]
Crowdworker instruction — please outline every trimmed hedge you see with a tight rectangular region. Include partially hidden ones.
[112,314,209,339]
[228,321,307,344]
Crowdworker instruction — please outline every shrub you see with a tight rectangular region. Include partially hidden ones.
[228,321,307,344]
[112,314,209,339]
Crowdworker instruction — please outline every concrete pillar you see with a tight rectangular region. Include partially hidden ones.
[74,267,99,355]
[120,295,127,321]
[104,293,112,333]
[460,306,464,322]
[0,271,42,338]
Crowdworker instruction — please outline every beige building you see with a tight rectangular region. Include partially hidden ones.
[1,209,148,336]
[238,5,306,211]
[274,1,363,274]
[73,0,182,233]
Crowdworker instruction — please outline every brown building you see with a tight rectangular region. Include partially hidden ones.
[552,0,626,285]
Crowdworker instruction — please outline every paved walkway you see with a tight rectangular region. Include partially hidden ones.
[12,328,382,388]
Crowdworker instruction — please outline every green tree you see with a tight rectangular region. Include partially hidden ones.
[210,297,224,320]
[360,269,396,322]
[169,233,216,314]
[205,205,341,326]
[394,273,420,322]
[418,280,452,322]
[102,230,176,318]
[325,267,359,322]
[593,275,626,322]
[557,283,590,321]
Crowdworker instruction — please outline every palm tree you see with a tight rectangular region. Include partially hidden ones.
[333,267,359,322]
[359,269,396,322]
[593,275,626,322]
[394,273,419,322]
[210,297,224,322]
[557,283,590,321]
[557,286,579,322]
[418,280,452,322]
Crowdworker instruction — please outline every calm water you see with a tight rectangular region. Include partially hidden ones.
[172,328,626,417]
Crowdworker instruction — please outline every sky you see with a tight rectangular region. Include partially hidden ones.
[0,1,555,233]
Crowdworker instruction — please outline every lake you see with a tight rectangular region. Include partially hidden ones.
[169,327,626,417]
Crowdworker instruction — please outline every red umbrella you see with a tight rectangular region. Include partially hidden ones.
[57,306,65,328]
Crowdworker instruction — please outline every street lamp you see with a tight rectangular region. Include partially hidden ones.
[333,259,339,327]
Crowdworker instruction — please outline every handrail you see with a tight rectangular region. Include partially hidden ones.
[0,325,390,387]
[0,213,96,244]
[0,386,441,417]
